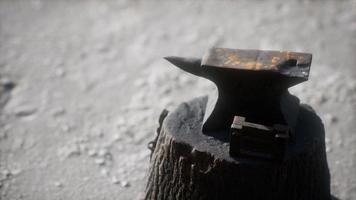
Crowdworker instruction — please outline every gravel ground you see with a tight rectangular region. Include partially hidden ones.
[0,0,355,199]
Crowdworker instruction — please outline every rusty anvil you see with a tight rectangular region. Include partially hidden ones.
[165,48,312,159]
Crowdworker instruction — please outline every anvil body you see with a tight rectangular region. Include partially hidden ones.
[166,48,312,136]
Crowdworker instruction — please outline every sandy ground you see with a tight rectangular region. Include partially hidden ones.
[0,0,355,199]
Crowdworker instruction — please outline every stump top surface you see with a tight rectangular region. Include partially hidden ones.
[164,96,325,164]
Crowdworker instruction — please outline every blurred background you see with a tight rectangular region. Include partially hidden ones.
[0,0,355,199]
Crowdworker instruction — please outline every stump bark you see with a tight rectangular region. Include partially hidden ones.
[145,96,330,200]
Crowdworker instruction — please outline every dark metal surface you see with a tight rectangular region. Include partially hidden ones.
[230,116,289,160]
[165,48,311,136]
[202,48,311,81]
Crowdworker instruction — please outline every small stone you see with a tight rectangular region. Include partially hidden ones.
[113,134,121,141]
[97,149,107,156]
[51,108,66,117]
[75,136,88,144]
[95,158,105,166]
[14,106,37,117]
[17,193,24,199]
[120,180,130,188]
[61,124,71,133]
[326,146,332,153]
[0,78,15,90]
[91,127,104,138]
[54,181,63,188]
[330,116,338,123]
[2,169,11,178]
[116,117,126,126]
[111,176,120,184]
[98,131,104,138]
[13,137,24,149]
[117,123,129,132]
[311,93,328,105]
[324,113,338,124]
[11,168,22,176]
[58,144,81,158]
[319,95,328,104]
[100,168,109,176]
[87,149,97,157]
[55,68,65,77]
[159,85,172,95]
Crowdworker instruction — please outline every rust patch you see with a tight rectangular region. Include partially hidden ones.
[202,48,312,77]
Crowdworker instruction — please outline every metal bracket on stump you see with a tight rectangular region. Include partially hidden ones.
[230,116,290,161]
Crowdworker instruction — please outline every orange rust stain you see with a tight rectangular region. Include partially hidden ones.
[224,60,232,65]
[233,61,241,66]
[255,62,263,69]
[224,53,240,66]
[220,51,300,70]
[271,56,280,64]
[241,61,264,70]
[243,61,255,69]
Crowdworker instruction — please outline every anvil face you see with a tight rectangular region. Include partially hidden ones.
[165,48,312,135]
[202,48,312,86]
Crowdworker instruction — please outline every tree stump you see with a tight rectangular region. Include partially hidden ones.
[145,96,330,200]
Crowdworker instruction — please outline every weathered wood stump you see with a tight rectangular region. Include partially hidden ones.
[145,96,330,200]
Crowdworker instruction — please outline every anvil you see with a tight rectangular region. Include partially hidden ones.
[165,48,312,139]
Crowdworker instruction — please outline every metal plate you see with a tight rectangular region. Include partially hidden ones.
[201,48,312,79]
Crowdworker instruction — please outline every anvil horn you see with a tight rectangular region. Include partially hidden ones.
[164,56,204,77]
